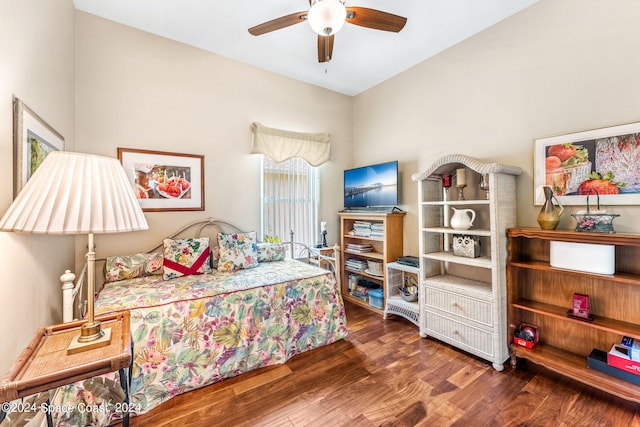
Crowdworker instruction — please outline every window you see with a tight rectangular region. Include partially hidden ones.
[261,156,320,254]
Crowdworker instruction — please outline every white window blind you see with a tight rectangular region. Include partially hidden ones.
[261,156,320,254]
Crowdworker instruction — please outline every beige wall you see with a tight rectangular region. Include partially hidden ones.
[354,0,640,256]
[74,12,353,261]
[0,0,75,373]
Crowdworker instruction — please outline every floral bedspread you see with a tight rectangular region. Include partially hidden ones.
[52,259,347,426]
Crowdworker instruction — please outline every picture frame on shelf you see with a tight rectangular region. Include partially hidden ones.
[534,121,640,205]
[13,97,65,197]
[571,293,590,319]
[118,148,204,212]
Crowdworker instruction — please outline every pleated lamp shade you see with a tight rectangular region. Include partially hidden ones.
[0,151,148,234]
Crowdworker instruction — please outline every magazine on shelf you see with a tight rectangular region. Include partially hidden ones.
[346,259,368,270]
[347,243,373,252]
[352,231,372,237]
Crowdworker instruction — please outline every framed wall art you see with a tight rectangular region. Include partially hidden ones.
[118,148,204,212]
[13,97,65,197]
[534,121,640,205]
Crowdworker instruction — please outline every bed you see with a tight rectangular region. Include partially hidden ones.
[50,219,348,426]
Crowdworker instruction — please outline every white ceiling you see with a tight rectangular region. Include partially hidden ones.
[73,0,538,96]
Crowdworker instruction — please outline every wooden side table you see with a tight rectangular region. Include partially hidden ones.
[308,246,336,271]
[0,312,132,426]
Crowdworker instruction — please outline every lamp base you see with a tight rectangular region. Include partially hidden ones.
[78,320,104,342]
[67,327,112,355]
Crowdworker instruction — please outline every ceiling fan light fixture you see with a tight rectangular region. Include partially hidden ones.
[307,0,346,36]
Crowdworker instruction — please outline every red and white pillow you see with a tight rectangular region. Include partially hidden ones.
[162,237,212,280]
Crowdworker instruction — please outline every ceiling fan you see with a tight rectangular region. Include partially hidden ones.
[248,0,407,63]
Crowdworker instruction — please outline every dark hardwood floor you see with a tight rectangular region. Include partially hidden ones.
[129,301,640,426]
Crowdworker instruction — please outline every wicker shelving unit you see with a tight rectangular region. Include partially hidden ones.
[384,261,420,327]
[412,154,521,371]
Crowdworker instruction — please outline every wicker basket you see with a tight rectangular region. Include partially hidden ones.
[367,260,383,276]
[571,190,619,233]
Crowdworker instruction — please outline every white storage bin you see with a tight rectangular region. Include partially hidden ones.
[550,241,615,275]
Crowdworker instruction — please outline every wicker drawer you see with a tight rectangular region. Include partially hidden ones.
[423,310,493,358]
[424,286,493,327]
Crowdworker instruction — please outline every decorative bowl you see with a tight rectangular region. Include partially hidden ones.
[399,285,418,302]
[572,213,619,233]
[571,190,620,233]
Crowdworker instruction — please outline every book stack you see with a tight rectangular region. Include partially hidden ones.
[587,337,640,386]
[352,221,372,237]
[345,259,368,271]
[347,243,373,253]
[371,223,384,238]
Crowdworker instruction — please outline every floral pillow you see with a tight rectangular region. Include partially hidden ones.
[257,242,286,262]
[211,245,220,269]
[163,237,212,280]
[105,252,163,282]
[217,231,259,272]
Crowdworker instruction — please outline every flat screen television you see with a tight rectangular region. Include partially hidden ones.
[344,160,398,209]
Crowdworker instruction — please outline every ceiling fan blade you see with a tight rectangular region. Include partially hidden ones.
[317,35,335,63]
[345,7,407,32]
[248,11,307,36]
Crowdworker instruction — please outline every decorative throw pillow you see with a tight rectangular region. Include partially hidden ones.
[217,231,259,272]
[105,252,163,282]
[257,242,286,262]
[210,245,220,269]
[163,237,212,280]
[143,252,164,275]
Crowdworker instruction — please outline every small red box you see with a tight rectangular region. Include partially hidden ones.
[572,293,590,318]
[514,336,536,349]
[607,344,640,376]
[513,323,540,349]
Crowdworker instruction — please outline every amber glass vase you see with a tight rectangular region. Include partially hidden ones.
[537,186,564,230]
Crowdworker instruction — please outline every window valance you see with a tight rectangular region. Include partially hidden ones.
[250,122,331,166]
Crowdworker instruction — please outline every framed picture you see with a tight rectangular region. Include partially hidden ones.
[117,148,204,212]
[13,97,65,197]
[534,121,640,205]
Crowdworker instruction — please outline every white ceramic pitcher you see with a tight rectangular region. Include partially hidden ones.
[450,207,476,230]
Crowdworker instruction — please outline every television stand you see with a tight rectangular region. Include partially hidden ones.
[338,210,406,315]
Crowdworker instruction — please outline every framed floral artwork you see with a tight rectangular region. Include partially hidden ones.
[118,148,204,212]
[534,121,640,205]
[13,97,65,197]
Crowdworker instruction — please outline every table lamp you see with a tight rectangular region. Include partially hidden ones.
[321,221,327,247]
[0,151,148,353]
